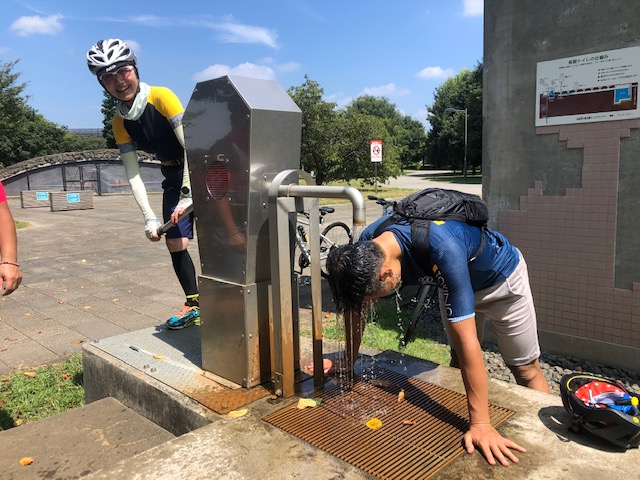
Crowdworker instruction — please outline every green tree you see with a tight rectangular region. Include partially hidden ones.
[61,132,107,151]
[334,110,402,185]
[348,95,427,170]
[288,75,339,185]
[349,95,402,121]
[425,62,482,173]
[101,90,117,148]
[0,59,86,167]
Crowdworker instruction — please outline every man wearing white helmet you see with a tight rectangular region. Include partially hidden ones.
[87,38,199,330]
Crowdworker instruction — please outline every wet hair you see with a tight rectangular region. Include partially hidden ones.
[325,241,385,314]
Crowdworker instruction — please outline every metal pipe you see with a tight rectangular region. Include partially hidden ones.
[269,171,368,397]
[277,184,367,240]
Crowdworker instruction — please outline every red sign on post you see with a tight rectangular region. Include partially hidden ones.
[370,140,383,162]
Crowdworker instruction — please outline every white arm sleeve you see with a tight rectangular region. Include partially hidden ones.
[173,124,192,193]
[121,150,157,221]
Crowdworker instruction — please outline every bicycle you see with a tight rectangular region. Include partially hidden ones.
[367,194,439,346]
[295,206,353,278]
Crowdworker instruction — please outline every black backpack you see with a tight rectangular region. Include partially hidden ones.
[372,188,489,272]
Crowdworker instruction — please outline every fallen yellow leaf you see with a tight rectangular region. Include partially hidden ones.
[397,389,405,403]
[81,259,86,263]
[296,398,322,409]
[153,354,165,360]
[402,420,415,426]
[228,408,248,419]
[366,418,382,430]
[19,457,33,466]
[23,372,37,377]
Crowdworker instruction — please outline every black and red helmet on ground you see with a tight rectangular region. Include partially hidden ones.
[560,373,640,449]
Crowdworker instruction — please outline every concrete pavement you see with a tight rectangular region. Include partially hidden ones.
[384,169,483,196]
[1,193,188,373]
[0,171,478,373]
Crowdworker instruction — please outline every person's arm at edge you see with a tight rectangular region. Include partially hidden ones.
[0,200,22,295]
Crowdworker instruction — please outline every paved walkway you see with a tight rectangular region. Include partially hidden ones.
[0,194,185,373]
[0,172,480,374]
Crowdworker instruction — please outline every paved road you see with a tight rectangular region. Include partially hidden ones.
[384,169,482,195]
[0,172,480,373]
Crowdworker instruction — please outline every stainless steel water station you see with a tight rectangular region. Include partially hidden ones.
[183,75,302,388]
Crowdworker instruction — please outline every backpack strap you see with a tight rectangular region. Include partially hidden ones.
[411,223,486,271]
[376,219,486,273]
[410,220,432,273]
[372,214,401,239]
[469,226,486,263]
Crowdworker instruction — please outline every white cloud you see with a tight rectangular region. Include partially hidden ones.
[216,22,278,48]
[125,39,141,55]
[193,62,275,83]
[325,93,352,109]
[257,57,299,72]
[0,46,10,55]
[10,14,64,36]
[276,61,301,73]
[463,0,483,17]
[360,83,410,97]
[416,66,455,79]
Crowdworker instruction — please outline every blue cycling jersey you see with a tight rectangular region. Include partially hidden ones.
[361,217,519,322]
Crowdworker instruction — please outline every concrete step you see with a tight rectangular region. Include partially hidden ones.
[0,397,175,480]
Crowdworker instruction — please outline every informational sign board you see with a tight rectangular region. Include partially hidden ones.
[370,139,383,162]
[536,46,640,126]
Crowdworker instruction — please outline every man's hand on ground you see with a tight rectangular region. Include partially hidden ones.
[306,358,335,375]
[464,422,526,467]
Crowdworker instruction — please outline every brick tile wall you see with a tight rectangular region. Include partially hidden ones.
[499,119,640,348]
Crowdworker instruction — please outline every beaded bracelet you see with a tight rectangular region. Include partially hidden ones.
[0,261,20,267]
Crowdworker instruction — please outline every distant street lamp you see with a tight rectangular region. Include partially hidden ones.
[444,107,468,182]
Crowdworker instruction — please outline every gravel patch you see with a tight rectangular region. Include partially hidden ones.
[409,295,640,397]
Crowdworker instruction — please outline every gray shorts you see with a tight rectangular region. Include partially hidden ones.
[440,251,541,366]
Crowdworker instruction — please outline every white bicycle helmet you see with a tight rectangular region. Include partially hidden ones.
[87,38,137,76]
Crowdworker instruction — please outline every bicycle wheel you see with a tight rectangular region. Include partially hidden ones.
[319,221,352,277]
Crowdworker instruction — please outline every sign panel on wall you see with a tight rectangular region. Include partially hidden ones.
[536,46,640,126]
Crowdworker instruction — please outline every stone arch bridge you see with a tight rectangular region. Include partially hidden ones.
[0,149,162,196]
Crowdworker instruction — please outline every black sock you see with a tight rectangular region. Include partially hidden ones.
[170,249,199,306]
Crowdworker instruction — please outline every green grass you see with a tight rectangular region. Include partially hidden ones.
[299,179,419,206]
[366,300,451,365]
[14,220,29,229]
[0,354,84,430]
[303,295,451,366]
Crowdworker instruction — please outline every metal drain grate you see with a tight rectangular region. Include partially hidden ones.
[264,367,514,480]
[185,384,270,415]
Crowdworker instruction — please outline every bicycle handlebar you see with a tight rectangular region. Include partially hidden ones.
[368,195,394,207]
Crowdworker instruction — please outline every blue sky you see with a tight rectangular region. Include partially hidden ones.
[1,0,483,130]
